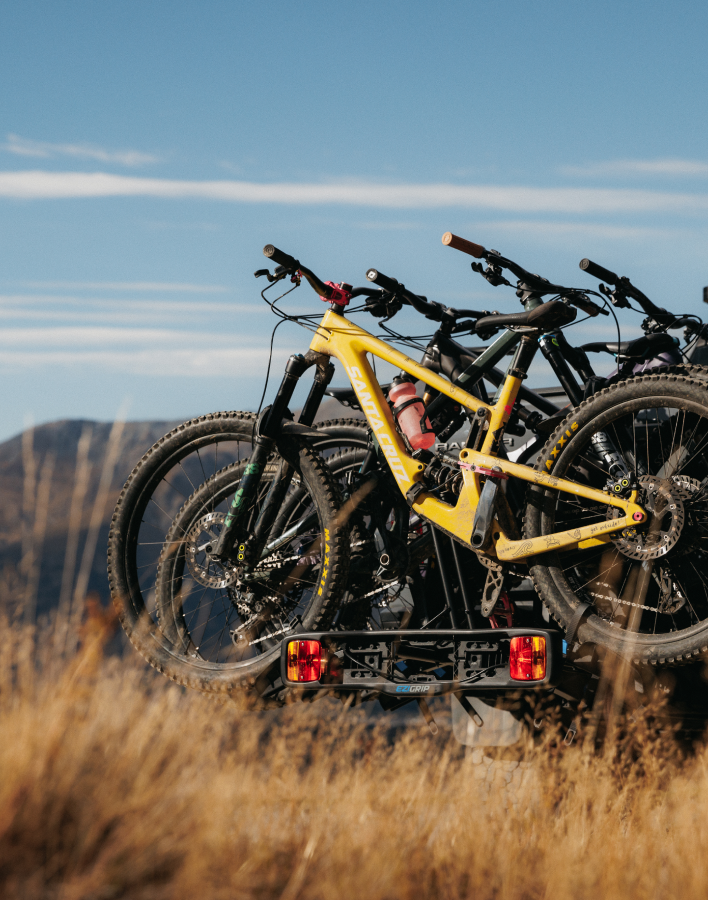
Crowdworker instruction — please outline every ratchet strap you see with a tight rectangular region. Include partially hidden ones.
[565,600,591,646]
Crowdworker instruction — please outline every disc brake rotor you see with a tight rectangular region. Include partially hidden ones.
[184,512,241,588]
[608,474,685,561]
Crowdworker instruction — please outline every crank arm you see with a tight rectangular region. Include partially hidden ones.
[470,477,498,550]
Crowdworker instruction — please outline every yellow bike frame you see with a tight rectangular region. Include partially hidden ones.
[309,308,646,562]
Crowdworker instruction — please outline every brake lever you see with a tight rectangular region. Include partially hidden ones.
[599,283,631,309]
[254,268,287,284]
[365,291,402,321]
[471,261,511,288]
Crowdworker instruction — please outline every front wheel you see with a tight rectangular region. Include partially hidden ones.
[108,412,349,694]
[525,373,708,665]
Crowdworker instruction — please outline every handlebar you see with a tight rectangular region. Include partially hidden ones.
[579,257,675,326]
[263,244,332,298]
[570,294,608,318]
[366,268,444,320]
[364,268,398,293]
[442,234,608,318]
[443,232,600,304]
[442,232,557,292]
[365,268,497,333]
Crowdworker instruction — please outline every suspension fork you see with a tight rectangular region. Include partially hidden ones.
[212,352,334,562]
[249,354,335,557]
[539,331,634,484]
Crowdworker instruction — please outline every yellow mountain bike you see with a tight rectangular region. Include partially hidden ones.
[111,236,708,697]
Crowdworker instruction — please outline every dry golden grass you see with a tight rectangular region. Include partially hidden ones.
[0,603,705,900]
[5,422,708,899]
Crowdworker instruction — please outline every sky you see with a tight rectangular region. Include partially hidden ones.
[1,0,708,441]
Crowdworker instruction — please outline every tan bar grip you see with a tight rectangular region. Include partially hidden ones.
[442,232,486,259]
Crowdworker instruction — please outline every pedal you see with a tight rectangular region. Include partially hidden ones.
[480,562,505,617]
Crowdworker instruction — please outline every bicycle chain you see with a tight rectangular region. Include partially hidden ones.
[586,572,687,615]
[586,588,661,614]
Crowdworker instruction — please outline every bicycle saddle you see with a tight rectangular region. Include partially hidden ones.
[581,333,678,359]
[474,299,576,334]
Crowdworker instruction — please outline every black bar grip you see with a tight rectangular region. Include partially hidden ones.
[264,244,299,270]
[579,258,619,285]
[366,268,399,292]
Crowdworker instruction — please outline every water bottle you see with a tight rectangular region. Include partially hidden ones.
[388,380,435,450]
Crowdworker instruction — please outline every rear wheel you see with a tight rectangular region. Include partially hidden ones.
[525,374,708,664]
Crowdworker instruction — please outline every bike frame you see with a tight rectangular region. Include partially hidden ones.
[309,308,646,562]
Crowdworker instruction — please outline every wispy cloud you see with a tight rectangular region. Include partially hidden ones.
[563,159,708,178]
[2,134,160,166]
[0,325,287,376]
[355,221,424,230]
[0,293,265,324]
[144,220,219,232]
[0,326,242,346]
[19,281,229,292]
[3,170,708,214]
[474,219,682,240]
[0,347,283,377]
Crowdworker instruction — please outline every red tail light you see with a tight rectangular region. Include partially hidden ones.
[509,636,546,681]
[286,640,327,683]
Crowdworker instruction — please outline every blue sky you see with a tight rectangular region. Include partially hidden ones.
[1,0,708,440]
